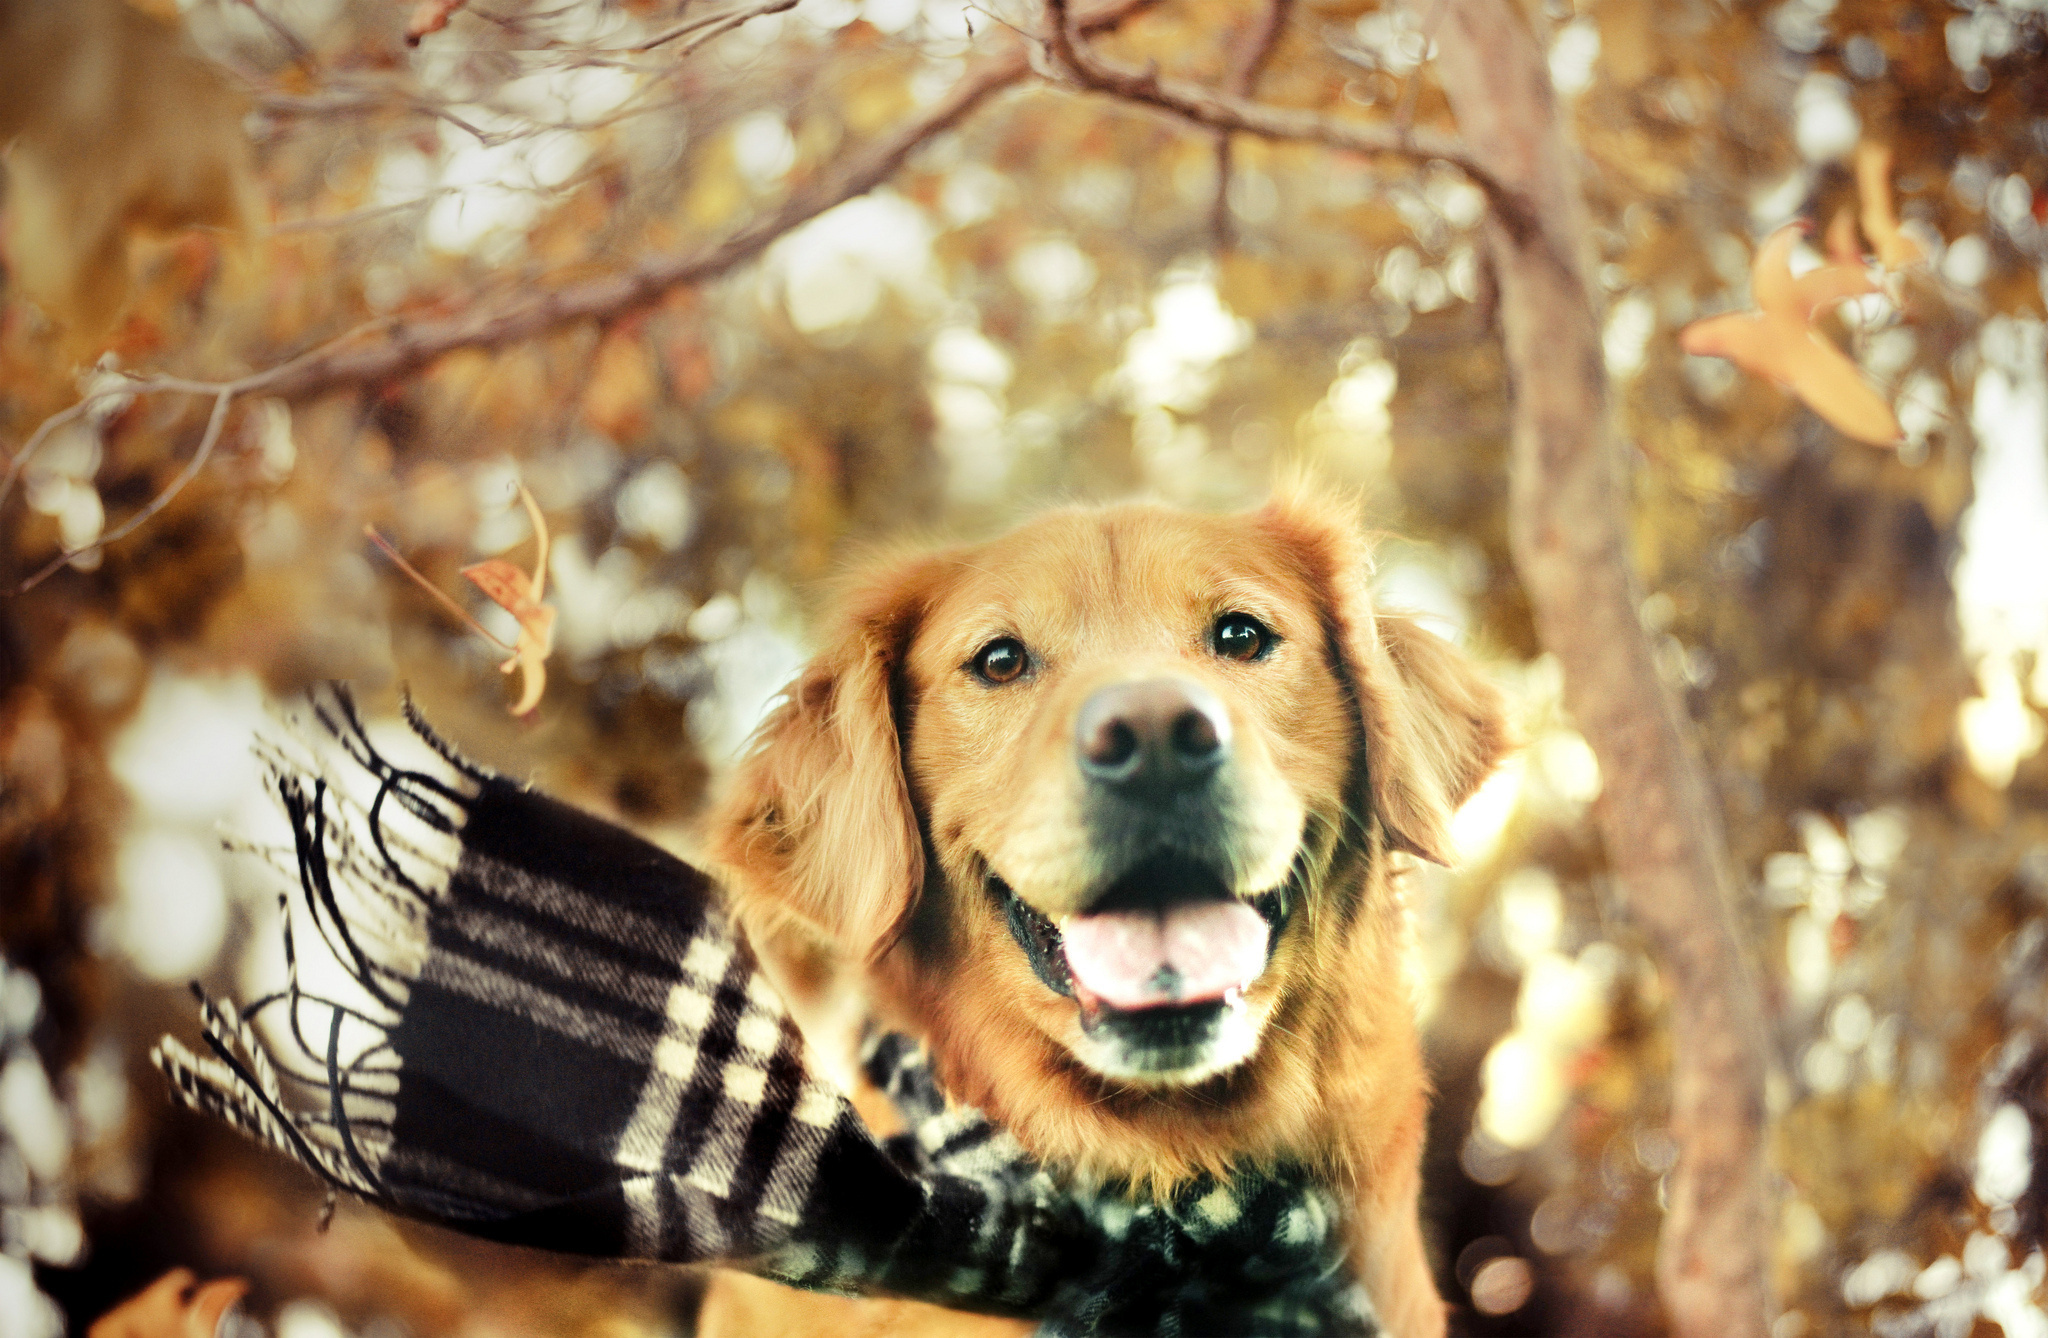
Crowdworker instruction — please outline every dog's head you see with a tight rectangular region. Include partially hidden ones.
[712,491,1507,1182]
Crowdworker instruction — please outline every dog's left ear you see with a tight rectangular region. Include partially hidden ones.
[709,550,947,962]
[1261,491,1511,864]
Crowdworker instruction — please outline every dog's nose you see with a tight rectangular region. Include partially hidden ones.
[1075,678,1232,799]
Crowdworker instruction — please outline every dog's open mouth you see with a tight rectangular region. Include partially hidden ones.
[991,854,1292,1021]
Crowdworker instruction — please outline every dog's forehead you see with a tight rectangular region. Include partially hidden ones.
[910,507,1321,664]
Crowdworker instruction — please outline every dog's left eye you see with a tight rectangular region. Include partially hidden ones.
[1213,613,1272,661]
[972,637,1029,684]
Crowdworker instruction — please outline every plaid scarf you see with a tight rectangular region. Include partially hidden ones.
[154,690,1379,1336]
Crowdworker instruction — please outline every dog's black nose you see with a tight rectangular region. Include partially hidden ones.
[1076,678,1231,800]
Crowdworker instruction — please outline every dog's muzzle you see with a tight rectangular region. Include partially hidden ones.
[991,857,1294,1078]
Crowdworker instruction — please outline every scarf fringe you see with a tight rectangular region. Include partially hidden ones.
[154,686,479,1204]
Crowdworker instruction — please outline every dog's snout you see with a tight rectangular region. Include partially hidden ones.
[1076,678,1232,798]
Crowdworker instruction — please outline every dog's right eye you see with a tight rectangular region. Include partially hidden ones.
[971,638,1028,684]
[1213,612,1272,662]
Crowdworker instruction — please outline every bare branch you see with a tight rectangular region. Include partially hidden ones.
[0,401,93,512]
[267,190,464,236]
[1038,0,1524,230]
[3,0,1170,589]
[1391,0,1447,142]
[223,0,1161,403]
[1211,0,1294,248]
[634,0,802,54]
[16,386,237,593]
[1427,4,1773,1336]
[229,0,317,67]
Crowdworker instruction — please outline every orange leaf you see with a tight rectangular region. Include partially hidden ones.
[1823,206,1862,267]
[1856,142,1925,271]
[366,484,556,716]
[1679,224,1902,447]
[460,559,540,620]
[89,1269,249,1338]
[459,485,555,716]
[1789,261,1881,324]
[405,0,470,45]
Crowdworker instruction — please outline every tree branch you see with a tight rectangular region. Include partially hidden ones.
[1210,0,1293,249]
[1038,0,1527,232]
[633,0,802,54]
[239,57,1022,401]
[4,0,1168,587]
[226,0,1161,403]
[1425,4,1773,1336]
[14,385,236,593]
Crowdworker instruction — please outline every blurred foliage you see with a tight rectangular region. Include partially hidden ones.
[1,0,2045,1334]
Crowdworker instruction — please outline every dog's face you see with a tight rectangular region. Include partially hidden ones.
[900,508,1354,1083]
[713,493,1507,1181]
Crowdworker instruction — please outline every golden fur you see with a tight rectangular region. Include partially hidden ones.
[701,491,1509,1338]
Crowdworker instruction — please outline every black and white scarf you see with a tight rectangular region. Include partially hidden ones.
[154,690,1379,1336]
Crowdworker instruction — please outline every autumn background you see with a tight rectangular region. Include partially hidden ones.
[0,0,2044,1334]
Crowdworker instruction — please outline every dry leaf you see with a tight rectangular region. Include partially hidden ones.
[1824,206,1862,267]
[89,1269,249,1338]
[405,0,472,45]
[1856,142,1925,272]
[366,485,556,716]
[1680,225,1902,447]
[461,486,557,716]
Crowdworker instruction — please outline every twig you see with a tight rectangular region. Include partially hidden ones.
[267,190,464,235]
[1426,4,1772,1336]
[1391,0,1447,141]
[1210,0,1294,249]
[2,318,401,591]
[15,388,236,594]
[223,0,1160,403]
[1037,0,1530,236]
[0,402,93,511]
[229,0,317,68]
[4,0,1165,593]
[361,527,515,651]
[634,0,801,53]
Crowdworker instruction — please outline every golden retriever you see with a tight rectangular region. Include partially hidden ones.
[700,490,1509,1337]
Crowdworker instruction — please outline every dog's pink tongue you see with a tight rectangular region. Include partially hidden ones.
[1060,901,1268,1010]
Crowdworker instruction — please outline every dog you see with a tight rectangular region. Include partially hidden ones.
[700,489,1509,1336]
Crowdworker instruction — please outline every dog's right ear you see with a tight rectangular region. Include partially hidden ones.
[1259,486,1511,865]
[709,551,946,964]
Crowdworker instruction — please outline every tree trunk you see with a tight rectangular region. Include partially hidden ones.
[1427,5,1774,1335]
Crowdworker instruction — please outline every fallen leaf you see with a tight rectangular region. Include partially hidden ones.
[1679,225,1902,447]
[405,0,471,45]
[1855,142,1925,271]
[1824,206,1862,267]
[461,485,556,716]
[364,484,556,716]
[1788,260,1882,324]
[89,1269,249,1338]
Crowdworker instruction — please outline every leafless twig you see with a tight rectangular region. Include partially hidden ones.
[1391,0,1447,142]
[4,0,1167,592]
[0,402,94,512]
[15,386,236,593]
[1037,0,1528,235]
[229,0,317,67]
[635,0,802,53]
[267,189,466,235]
[1211,0,1294,249]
